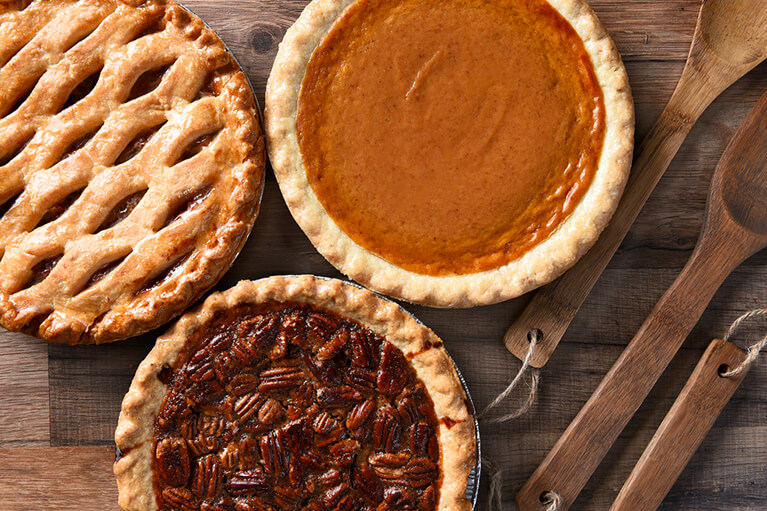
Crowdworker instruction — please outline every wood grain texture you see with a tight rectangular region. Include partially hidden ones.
[0,331,49,447]
[518,87,767,510]
[0,1,766,510]
[0,446,118,511]
[611,339,750,511]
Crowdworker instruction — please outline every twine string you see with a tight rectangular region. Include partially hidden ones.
[479,329,541,423]
[721,308,767,377]
[481,330,542,510]
[482,455,504,511]
[541,491,562,511]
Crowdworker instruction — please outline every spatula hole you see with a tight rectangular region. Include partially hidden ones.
[717,364,730,377]
[528,328,543,343]
[539,490,561,508]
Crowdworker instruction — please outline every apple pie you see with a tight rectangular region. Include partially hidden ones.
[0,0,265,343]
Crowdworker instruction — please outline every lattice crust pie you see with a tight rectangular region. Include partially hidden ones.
[0,0,265,343]
[115,276,477,511]
[266,0,634,307]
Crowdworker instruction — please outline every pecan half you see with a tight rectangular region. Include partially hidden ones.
[283,417,313,454]
[213,352,240,383]
[373,406,402,453]
[260,430,290,477]
[347,367,378,390]
[238,437,259,469]
[238,314,279,343]
[313,412,338,435]
[350,330,381,368]
[329,438,360,468]
[317,329,348,361]
[227,373,261,396]
[156,437,191,487]
[319,468,343,489]
[306,311,338,345]
[234,392,264,422]
[354,463,383,503]
[231,338,261,367]
[369,452,410,469]
[258,366,305,392]
[397,396,422,426]
[402,458,438,488]
[302,353,341,384]
[380,487,418,510]
[377,343,408,396]
[347,399,376,432]
[257,398,285,425]
[410,421,437,459]
[161,487,198,511]
[226,469,269,496]
[191,454,223,500]
[317,386,363,408]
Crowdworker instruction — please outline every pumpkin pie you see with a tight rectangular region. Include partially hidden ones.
[0,0,265,343]
[114,275,478,511]
[265,0,633,306]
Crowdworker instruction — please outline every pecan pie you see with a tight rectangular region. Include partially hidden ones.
[0,0,265,343]
[266,0,633,307]
[115,276,477,511]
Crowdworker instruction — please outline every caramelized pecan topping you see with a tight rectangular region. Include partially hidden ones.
[153,304,441,510]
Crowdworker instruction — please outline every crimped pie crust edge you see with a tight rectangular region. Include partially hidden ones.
[265,0,634,307]
[114,275,477,511]
[0,0,266,343]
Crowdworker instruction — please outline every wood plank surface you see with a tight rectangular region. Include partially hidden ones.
[1,0,767,510]
[0,446,118,511]
[0,331,49,447]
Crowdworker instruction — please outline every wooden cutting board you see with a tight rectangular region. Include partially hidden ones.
[1,1,766,509]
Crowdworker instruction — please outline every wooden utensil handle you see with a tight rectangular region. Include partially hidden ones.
[516,239,741,511]
[504,72,727,368]
[610,339,749,511]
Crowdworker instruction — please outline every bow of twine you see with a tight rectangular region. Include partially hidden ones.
[480,308,767,511]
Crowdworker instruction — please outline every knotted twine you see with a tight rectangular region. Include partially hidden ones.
[720,307,767,377]
[478,330,542,511]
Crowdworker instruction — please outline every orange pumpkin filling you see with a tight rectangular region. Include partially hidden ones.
[297,0,605,276]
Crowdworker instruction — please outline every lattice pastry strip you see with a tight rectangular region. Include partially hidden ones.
[0,0,265,344]
[0,6,222,207]
[0,44,223,247]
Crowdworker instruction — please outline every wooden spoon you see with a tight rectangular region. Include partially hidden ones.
[505,0,767,368]
[516,87,767,511]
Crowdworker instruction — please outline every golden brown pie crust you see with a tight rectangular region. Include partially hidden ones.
[115,276,477,511]
[0,0,265,343]
[297,0,606,277]
[266,0,633,307]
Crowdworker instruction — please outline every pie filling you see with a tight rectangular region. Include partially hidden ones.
[297,0,605,276]
[153,302,443,511]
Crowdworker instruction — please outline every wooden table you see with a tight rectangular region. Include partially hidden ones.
[2,1,766,509]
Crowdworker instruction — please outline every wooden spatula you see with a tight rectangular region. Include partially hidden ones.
[610,338,750,511]
[516,87,767,511]
[505,0,767,368]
